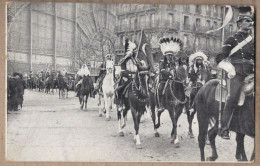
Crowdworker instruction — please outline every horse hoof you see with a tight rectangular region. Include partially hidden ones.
[190,133,194,139]
[154,132,160,137]
[206,140,210,145]
[136,144,142,149]
[174,142,180,148]
[206,156,218,161]
[106,117,111,121]
[98,113,102,117]
[119,132,124,137]
[122,124,126,129]
[80,107,83,110]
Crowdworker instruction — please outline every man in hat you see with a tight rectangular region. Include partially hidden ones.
[75,64,94,97]
[94,54,113,93]
[216,6,254,139]
[157,37,183,112]
[115,39,149,109]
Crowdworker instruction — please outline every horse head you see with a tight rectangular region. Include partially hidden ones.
[134,70,149,98]
[176,58,189,86]
[105,60,114,76]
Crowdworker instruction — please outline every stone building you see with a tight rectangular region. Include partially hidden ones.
[7,2,117,76]
[7,3,238,75]
[114,4,239,65]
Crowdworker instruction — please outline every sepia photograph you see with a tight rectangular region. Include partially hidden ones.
[6,2,255,162]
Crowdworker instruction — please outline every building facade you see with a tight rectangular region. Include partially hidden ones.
[7,2,117,76]
[114,4,239,65]
[7,3,238,75]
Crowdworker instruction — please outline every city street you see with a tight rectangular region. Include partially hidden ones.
[7,89,254,162]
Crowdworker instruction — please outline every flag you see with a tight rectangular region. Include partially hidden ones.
[136,30,155,72]
[206,5,233,34]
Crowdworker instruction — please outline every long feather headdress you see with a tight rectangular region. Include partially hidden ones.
[159,37,183,55]
[189,51,208,67]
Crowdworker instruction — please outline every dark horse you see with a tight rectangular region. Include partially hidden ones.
[117,70,149,149]
[151,61,188,147]
[57,74,68,98]
[45,73,57,94]
[185,62,212,138]
[78,75,92,110]
[194,77,254,161]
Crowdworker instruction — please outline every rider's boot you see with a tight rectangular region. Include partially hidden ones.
[219,98,234,140]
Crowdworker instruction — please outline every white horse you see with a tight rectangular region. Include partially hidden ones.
[99,60,115,120]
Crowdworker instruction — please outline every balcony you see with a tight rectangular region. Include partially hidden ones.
[115,19,180,33]
[183,6,190,13]
[117,4,159,16]
[195,6,202,14]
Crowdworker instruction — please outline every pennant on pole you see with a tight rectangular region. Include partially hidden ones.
[206,5,233,34]
[136,30,155,72]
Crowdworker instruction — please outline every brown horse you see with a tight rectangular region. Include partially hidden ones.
[185,60,212,138]
[78,75,92,110]
[194,77,254,161]
[151,60,189,147]
[117,70,149,149]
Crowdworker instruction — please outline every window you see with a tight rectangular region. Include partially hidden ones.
[140,15,146,28]
[196,18,201,28]
[206,37,210,48]
[183,34,188,47]
[184,16,190,30]
[213,21,217,29]
[168,13,174,25]
[150,13,156,27]
[206,5,211,16]
[195,37,200,48]
[183,5,190,12]
[206,20,211,28]
[129,16,135,29]
[195,5,201,14]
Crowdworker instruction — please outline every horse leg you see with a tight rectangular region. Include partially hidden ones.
[121,102,129,129]
[206,125,218,161]
[155,109,164,129]
[104,95,111,121]
[85,94,88,110]
[80,95,84,110]
[198,115,209,161]
[131,107,142,149]
[59,89,61,98]
[170,105,182,148]
[236,133,248,161]
[98,94,103,117]
[150,102,159,137]
[118,107,124,137]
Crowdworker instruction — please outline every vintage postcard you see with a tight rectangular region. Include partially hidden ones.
[5,1,255,163]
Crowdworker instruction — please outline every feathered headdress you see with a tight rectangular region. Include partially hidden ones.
[159,37,183,55]
[105,54,112,60]
[188,51,209,67]
[124,38,137,57]
[60,68,67,76]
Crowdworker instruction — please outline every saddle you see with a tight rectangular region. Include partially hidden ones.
[215,74,254,106]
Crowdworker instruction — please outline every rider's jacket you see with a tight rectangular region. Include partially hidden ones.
[159,56,174,82]
[216,31,254,76]
[98,62,106,78]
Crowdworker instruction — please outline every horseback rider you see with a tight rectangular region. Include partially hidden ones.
[216,7,254,139]
[157,37,183,112]
[75,64,94,97]
[94,54,114,93]
[115,38,149,110]
[188,51,209,87]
